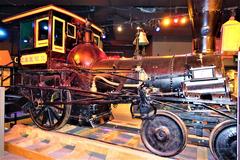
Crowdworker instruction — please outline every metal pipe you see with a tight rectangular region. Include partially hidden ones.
[187,0,223,54]
[0,87,5,157]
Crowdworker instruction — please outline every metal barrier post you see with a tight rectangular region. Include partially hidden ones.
[0,87,4,157]
[238,51,240,160]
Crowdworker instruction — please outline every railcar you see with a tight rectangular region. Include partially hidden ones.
[1,1,237,159]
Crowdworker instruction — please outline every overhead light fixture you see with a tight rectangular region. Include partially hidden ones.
[173,18,179,24]
[155,26,160,32]
[136,26,141,30]
[180,17,188,24]
[102,34,106,39]
[117,25,123,32]
[162,18,171,27]
[101,28,106,39]
[101,32,106,39]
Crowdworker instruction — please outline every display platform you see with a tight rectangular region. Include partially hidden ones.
[4,124,214,160]
[0,151,27,160]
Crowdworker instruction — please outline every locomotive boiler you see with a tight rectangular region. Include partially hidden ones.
[1,0,237,159]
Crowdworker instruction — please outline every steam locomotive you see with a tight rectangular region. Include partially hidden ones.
[1,0,237,159]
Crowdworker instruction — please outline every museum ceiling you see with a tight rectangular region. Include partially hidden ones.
[0,0,239,42]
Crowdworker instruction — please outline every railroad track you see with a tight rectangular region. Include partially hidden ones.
[4,123,214,160]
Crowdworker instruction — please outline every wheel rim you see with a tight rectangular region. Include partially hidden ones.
[209,120,237,160]
[140,110,187,157]
[29,89,71,130]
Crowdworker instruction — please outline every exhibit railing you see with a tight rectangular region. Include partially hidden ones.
[0,61,15,87]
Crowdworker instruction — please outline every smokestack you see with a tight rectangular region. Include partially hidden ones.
[187,0,223,54]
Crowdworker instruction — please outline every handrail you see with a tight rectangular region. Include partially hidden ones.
[4,61,14,67]
[0,61,16,87]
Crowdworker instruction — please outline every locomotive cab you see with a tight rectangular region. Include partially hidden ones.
[2,5,103,68]
[2,5,110,127]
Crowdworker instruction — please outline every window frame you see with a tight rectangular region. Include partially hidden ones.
[93,33,102,49]
[67,22,76,39]
[35,17,49,48]
[52,16,66,53]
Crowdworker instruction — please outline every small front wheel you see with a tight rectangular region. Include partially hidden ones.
[140,110,187,157]
[209,120,237,160]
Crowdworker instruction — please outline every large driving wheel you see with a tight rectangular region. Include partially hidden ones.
[140,110,187,157]
[209,120,237,160]
[29,89,72,130]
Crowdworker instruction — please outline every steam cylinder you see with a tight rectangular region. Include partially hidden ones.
[188,0,223,54]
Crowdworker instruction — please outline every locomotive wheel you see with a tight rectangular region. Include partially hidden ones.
[140,110,187,157]
[209,120,237,160]
[29,89,72,131]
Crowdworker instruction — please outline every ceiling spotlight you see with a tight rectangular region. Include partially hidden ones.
[101,33,106,39]
[155,26,160,32]
[117,25,123,32]
[162,18,171,27]
[180,17,188,24]
[173,18,179,24]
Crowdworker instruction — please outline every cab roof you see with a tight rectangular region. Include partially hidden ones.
[1,4,102,32]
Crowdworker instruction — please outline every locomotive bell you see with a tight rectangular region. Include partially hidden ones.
[133,30,149,46]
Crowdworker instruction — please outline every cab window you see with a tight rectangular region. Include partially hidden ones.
[52,16,65,53]
[20,20,34,50]
[38,19,48,40]
[35,17,49,48]
[67,23,76,39]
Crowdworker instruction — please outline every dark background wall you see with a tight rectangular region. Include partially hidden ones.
[0,1,239,57]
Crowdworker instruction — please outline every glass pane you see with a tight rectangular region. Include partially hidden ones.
[67,24,75,38]
[54,20,63,46]
[20,21,34,50]
[93,36,99,45]
[38,19,48,40]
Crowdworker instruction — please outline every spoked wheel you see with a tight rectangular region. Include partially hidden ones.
[209,120,237,160]
[29,89,72,130]
[140,110,187,157]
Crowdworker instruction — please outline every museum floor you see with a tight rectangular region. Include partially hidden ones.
[0,151,27,160]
